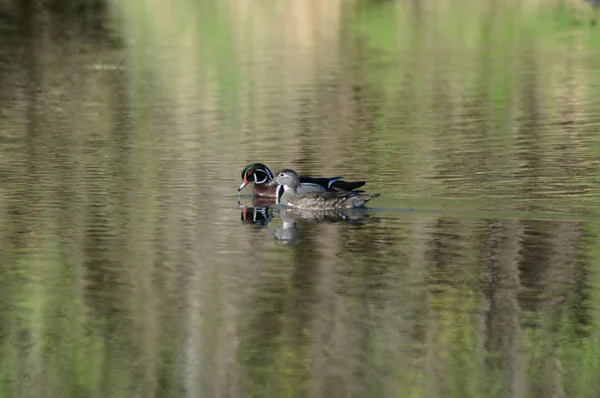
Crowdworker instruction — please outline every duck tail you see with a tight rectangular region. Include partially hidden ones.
[350,193,380,207]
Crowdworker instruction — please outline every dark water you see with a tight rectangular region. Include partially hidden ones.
[1,1,600,397]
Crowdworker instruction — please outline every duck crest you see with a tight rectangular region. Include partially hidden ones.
[242,163,273,183]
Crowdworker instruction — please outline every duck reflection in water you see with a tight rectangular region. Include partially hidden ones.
[239,196,277,226]
[239,205,377,244]
[269,207,376,245]
[240,205,273,226]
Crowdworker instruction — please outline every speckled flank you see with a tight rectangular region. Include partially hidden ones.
[283,192,381,210]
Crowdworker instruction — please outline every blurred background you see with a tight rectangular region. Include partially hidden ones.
[2,0,600,397]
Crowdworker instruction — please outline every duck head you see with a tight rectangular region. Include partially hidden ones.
[238,163,274,192]
[274,169,301,191]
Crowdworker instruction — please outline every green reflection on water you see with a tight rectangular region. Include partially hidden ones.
[1,0,600,397]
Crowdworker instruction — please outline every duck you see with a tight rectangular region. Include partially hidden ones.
[238,163,366,198]
[274,169,380,210]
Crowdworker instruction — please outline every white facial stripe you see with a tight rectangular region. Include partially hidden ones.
[255,168,273,180]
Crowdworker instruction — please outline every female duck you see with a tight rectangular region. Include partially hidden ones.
[238,163,366,198]
[275,169,380,210]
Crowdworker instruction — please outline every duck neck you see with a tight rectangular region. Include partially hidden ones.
[283,184,298,195]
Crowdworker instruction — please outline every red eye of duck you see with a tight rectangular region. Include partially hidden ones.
[247,170,252,175]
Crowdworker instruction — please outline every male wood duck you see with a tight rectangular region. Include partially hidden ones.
[275,169,380,210]
[238,163,366,198]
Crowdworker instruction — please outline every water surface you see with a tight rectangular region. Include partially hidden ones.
[1,1,600,397]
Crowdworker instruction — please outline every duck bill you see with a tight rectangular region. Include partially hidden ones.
[238,178,249,191]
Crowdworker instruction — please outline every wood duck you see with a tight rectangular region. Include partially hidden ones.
[238,163,366,198]
[275,169,380,210]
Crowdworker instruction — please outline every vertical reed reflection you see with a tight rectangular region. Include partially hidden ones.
[0,0,599,397]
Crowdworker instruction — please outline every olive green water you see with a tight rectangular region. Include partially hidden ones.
[2,1,600,397]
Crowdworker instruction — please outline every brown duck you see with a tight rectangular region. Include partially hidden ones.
[275,169,380,210]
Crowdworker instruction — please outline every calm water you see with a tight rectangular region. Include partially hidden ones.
[1,1,600,397]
